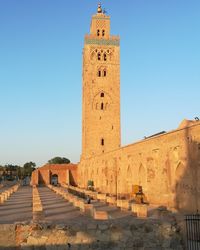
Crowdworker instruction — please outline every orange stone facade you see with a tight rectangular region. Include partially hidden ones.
[31,4,200,214]
[31,164,77,186]
[78,5,200,213]
[81,6,120,160]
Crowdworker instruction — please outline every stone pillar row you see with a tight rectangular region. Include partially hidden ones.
[0,183,20,204]
[32,186,45,221]
[64,184,148,218]
[48,184,96,217]
[47,184,148,219]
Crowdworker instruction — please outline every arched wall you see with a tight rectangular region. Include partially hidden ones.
[78,123,200,212]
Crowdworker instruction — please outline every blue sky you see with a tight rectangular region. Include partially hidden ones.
[0,0,199,166]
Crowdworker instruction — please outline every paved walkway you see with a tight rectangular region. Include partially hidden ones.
[0,186,32,224]
[38,187,86,223]
[0,185,132,224]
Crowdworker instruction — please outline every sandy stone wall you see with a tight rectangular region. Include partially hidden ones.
[0,224,16,248]
[78,122,200,213]
[31,164,77,186]
[10,217,183,250]
[81,10,121,160]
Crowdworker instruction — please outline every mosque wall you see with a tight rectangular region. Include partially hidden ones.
[78,122,200,213]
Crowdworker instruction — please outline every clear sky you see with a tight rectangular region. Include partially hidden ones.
[0,0,199,166]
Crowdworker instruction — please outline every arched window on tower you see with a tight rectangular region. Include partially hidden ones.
[97,52,101,61]
[101,138,104,146]
[103,69,106,77]
[102,30,105,37]
[100,93,104,97]
[98,70,101,77]
[101,102,104,110]
[97,29,100,36]
[104,53,107,61]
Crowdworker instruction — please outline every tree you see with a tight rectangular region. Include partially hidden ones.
[5,164,20,177]
[48,157,70,164]
[23,162,36,177]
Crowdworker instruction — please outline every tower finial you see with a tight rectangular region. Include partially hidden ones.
[97,2,102,13]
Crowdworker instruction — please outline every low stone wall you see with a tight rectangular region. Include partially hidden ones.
[12,218,184,250]
[0,224,16,248]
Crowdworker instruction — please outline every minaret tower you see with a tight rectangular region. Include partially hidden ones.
[82,3,121,159]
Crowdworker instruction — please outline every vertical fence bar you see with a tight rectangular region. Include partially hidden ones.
[190,215,192,250]
[196,213,200,250]
[186,215,189,250]
[194,214,196,249]
[192,214,194,250]
[193,214,195,250]
[185,212,200,250]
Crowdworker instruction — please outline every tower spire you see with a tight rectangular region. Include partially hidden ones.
[97,2,102,13]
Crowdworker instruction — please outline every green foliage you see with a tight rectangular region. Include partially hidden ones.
[0,161,36,180]
[4,164,20,171]
[48,157,70,164]
[87,180,94,191]
[23,162,36,176]
[87,180,94,187]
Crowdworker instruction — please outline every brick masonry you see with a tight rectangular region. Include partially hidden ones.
[76,5,200,214]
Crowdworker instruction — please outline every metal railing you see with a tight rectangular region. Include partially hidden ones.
[185,212,200,250]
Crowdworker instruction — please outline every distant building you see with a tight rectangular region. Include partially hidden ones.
[31,164,77,186]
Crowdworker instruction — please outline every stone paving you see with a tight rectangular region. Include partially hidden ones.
[0,185,185,249]
[0,186,32,224]
[0,185,132,224]
[38,186,86,223]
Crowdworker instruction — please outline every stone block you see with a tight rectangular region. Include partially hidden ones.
[62,193,69,200]
[83,204,94,216]
[93,210,108,220]
[2,192,8,200]
[131,203,148,218]
[0,194,5,203]
[78,200,85,211]
[97,193,107,202]
[33,203,43,212]
[117,199,131,210]
[74,198,82,208]
[106,196,117,205]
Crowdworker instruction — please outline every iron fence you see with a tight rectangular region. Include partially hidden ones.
[185,212,200,250]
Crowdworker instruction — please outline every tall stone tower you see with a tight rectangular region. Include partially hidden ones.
[81,4,121,159]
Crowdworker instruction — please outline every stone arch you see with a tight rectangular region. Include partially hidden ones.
[138,164,147,192]
[126,165,133,193]
[173,146,180,164]
[174,161,194,211]
[92,91,112,110]
[175,162,184,182]
[90,49,97,60]
[51,174,58,186]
